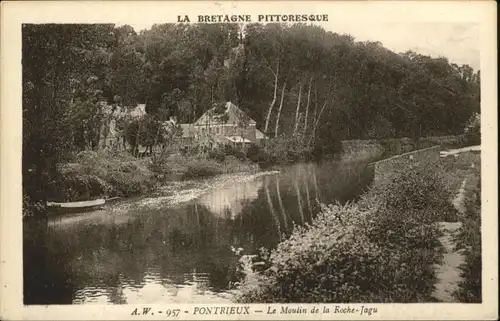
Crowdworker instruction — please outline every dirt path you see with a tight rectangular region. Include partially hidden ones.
[440,145,480,157]
[432,177,468,302]
[432,221,465,302]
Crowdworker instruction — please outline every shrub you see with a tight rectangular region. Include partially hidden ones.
[235,201,443,303]
[182,159,222,180]
[23,194,46,219]
[60,150,156,198]
[245,144,261,163]
[148,158,172,176]
[56,173,112,201]
[379,138,415,158]
[105,170,156,196]
[235,203,388,303]
[463,113,480,146]
[208,148,227,162]
[340,140,385,162]
[260,136,316,164]
[362,160,456,222]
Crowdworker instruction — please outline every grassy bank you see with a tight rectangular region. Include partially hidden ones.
[51,150,258,202]
[48,134,473,202]
[235,148,481,303]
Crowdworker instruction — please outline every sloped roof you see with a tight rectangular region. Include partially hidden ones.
[194,102,256,126]
[255,129,267,140]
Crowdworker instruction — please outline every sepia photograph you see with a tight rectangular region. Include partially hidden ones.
[1,1,497,320]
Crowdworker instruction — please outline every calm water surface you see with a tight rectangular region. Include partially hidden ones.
[24,160,373,304]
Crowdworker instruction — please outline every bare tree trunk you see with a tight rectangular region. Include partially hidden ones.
[293,83,302,135]
[303,76,313,136]
[264,60,280,134]
[274,81,287,138]
[193,86,197,122]
[308,100,328,146]
[312,85,318,132]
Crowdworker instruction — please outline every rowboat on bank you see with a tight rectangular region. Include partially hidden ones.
[47,199,106,214]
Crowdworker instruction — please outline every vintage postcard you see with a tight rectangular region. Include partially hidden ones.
[0,1,498,320]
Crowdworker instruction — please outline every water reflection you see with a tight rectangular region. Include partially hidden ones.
[197,178,263,219]
[26,160,373,304]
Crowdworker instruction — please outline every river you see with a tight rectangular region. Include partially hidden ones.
[23,160,374,304]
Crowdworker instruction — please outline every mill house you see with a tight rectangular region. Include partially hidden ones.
[179,101,267,147]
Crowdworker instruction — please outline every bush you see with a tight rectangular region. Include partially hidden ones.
[463,113,480,146]
[182,159,222,180]
[260,136,317,164]
[379,138,415,158]
[60,150,156,198]
[235,203,389,303]
[362,160,456,222]
[208,148,227,162]
[340,140,386,162]
[245,144,261,163]
[464,132,480,146]
[236,201,443,303]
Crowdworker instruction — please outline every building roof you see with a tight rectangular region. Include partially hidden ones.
[194,102,256,127]
[255,129,267,140]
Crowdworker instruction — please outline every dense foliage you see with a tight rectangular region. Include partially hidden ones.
[22,23,480,219]
[362,160,456,221]
[235,161,451,303]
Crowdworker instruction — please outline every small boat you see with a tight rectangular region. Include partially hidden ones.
[47,199,106,214]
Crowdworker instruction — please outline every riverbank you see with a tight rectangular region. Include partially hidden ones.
[42,134,468,202]
[234,146,481,303]
[109,170,281,213]
[48,150,259,203]
[27,134,473,218]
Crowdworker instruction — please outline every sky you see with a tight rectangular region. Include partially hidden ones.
[127,21,480,71]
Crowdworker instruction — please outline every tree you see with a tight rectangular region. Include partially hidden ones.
[22,24,116,218]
